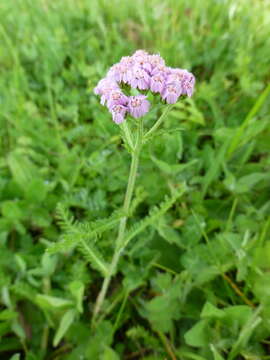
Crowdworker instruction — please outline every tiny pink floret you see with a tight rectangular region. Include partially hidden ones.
[111,104,127,124]
[128,95,150,118]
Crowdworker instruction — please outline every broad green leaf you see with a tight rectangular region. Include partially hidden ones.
[144,295,180,332]
[14,254,27,273]
[36,295,73,311]
[254,242,270,268]
[210,345,225,360]
[253,273,270,303]
[0,309,18,321]
[85,321,114,358]
[184,320,210,347]
[41,253,57,276]
[101,347,120,360]
[228,306,262,360]
[0,337,21,352]
[201,302,225,319]
[9,354,20,360]
[224,306,253,328]
[7,152,37,190]
[235,173,269,194]
[1,201,23,220]
[151,155,198,175]
[177,351,208,360]
[69,281,85,313]
[24,178,48,203]
[227,83,270,157]
[0,322,11,337]
[11,320,26,339]
[143,273,181,332]
[53,309,76,347]
[201,138,230,198]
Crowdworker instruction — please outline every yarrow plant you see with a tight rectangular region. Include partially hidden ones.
[92,50,195,324]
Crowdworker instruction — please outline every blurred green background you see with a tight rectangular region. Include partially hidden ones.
[0,0,270,359]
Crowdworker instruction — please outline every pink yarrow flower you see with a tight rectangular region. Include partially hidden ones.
[181,72,195,97]
[94,78,119,105]
[108,63,132,84]
[133,55,152,73]
[107,90,128,110]
[167,68,186,83]
[94,78,119,96]
[130,67,150,90]
[162,83,182,104]
[150,73,166,93]
[148,54,165,70]
[167,69,195,97]
[132,49,149,57]
[128,95,150,118]
[110,104,127,124]
[93,50,195,124]
[120,56,134,67]
[151,63,170,77]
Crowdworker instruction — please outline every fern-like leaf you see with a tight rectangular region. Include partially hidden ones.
[77,209,124,239]
[55,203,76,234]
[49,208,123,254]
[77,237,109,276]
[127,325,160,348]
[122,186,186,250]
[128,186,148,216]
[47,205,124,276]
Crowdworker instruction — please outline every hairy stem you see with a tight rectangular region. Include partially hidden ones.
[92,120,143,325]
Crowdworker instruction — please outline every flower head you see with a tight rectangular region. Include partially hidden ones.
[93,50,195,124]
[128,95,150,118]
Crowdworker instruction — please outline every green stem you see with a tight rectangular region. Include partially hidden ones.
[156,330,177,360]
[92,105,173,325]
[113,290,129,332]
[92,120,143,326]
[144,104,173,140]
[41,277,51,355]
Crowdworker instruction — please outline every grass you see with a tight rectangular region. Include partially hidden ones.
[0,0,270,359]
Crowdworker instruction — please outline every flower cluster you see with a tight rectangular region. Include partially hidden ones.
[94,50,195,124]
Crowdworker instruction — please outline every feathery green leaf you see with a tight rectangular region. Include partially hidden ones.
[122,185,186,249]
